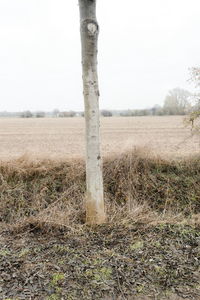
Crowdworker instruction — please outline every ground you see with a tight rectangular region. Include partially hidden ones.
[0,116,199,160]
[0,224,200,300]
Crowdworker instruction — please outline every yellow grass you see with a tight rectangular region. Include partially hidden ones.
[0,115,199,160]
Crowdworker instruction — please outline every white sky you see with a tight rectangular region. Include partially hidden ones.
[0,0,200,112]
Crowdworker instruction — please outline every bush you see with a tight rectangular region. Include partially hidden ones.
[101,110,112,117]
[20,111,33,118]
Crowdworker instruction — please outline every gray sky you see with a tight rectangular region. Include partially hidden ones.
[0,0,200,112]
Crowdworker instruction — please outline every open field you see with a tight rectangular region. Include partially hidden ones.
[0,116,199,160]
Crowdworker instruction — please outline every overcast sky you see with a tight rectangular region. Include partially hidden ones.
[0,0,200,112]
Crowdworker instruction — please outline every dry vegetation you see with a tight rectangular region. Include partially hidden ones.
[0,117,200,299]
[0,116,199,160]
[0,149,200,230]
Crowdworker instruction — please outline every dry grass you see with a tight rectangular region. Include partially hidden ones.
[0,149,199,233]
[0,116,199,161]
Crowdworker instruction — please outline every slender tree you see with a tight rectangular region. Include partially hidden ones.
[78,0,106,224]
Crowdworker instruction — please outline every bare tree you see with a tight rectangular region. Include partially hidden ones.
[190,67,200,87]
[163,88,191,115]
[52,109,60,118]
[78,0,106,224]
[187,68,200,130]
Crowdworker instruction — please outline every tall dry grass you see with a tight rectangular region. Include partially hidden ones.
[0,149,200,232]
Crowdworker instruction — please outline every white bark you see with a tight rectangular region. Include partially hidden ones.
[78,0,106,224]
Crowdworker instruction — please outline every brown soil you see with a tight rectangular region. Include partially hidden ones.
[0,116,199,161]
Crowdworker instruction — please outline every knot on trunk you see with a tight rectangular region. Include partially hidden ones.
[82,19,99,37]
[87,23,97,35]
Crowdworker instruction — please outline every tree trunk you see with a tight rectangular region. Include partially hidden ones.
[78,0,106,224]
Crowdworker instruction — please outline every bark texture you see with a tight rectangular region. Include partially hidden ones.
[79,0,106,224]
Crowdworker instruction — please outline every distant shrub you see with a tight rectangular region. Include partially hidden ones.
[59,111,76,117]
[35,111,45,118]
[101,110,112,117]
[20,110,33,118]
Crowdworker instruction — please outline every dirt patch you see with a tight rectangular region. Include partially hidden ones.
[0,224,200,299]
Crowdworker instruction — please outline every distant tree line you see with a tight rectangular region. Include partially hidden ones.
[0,87,195,118]
[0,110,81,118]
